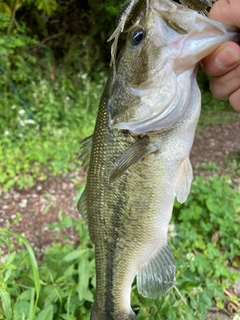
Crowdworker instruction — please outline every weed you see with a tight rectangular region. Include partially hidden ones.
[194,162,220,173]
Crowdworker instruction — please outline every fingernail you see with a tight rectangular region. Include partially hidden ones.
[215,46,240,69]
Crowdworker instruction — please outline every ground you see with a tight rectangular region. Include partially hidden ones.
[0,114,240,319]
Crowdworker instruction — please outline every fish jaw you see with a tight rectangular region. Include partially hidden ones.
[152,0,239,73]
[109,0,239,134]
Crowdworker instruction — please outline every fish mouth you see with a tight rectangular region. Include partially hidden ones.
[151,0,239,73]
[109,0,239,135]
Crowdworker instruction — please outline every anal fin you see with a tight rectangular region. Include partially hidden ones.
[137,244,176,299]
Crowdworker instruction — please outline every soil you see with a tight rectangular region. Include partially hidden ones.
[0,116,240,319]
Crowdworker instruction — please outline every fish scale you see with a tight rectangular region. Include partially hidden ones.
[77,0,239,319]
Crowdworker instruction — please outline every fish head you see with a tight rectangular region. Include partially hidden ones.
[108,0,239,134]
[115,8,168,87]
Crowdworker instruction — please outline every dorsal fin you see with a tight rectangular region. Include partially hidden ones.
[108,0,149,73]
[116,0,147,32]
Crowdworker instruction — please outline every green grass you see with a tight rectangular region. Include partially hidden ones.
[0,72,105,190]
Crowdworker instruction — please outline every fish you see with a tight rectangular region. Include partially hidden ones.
[77,0,239,319]
[180,0,215,13]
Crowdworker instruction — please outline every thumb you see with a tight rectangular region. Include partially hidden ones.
[201,42,240,77]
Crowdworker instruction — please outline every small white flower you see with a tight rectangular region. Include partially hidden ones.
[17,117,25,126]
[0,255,7,264]
[77,72,88,79]
[65,96,70,101]
[25,119,35,124]
[4,131,9,136]
[233,315,240,320]
[18,109,25,115]
[186,252,195,261]
[18,133,23,138]
[11,105,16,109]
[40,79,49,85]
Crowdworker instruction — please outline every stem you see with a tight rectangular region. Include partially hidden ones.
[7,0,18,35]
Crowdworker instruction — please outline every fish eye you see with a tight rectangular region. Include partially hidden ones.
[128,27,146,47]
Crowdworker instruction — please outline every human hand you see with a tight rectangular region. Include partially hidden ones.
[201,0,240,111]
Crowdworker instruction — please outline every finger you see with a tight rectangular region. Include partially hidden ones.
[229,88,240,111]
[201,42,240,77]
[209,64,240,99]
[209,0,240,28]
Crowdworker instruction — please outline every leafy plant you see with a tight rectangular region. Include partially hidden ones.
[0,216,95,320]
[0,16,105,190]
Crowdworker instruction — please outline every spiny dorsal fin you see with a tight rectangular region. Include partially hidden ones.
[116,0,147,32]
[174,158,193,204]
[80,135,92,173]
[179,0,216,13]
[109,136,159,183]
[108,0,149,73]
[137,244,176,298]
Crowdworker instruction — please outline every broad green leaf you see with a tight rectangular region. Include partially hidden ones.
[18,289,32,301]
[0,290,12,320]
[60,315,76,320]
[63,249,87,262]
[8,231,40,296]
[78,253,94,302]
[0,3,11,15]
[35,0,57,15]
[36,304,53,320]
[13,301,30,320]
[5,251,16,265]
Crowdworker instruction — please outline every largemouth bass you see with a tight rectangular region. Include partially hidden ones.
[78,0,239,319]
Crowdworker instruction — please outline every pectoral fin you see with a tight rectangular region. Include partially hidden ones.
[80,135,92,173]
[137,244,176,298]
[109,136,159,183]
[174,158,193,204]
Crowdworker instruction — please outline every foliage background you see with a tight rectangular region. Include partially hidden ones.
[1,0,240,319]
[0,0,236,190]
[0,0,123,190]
